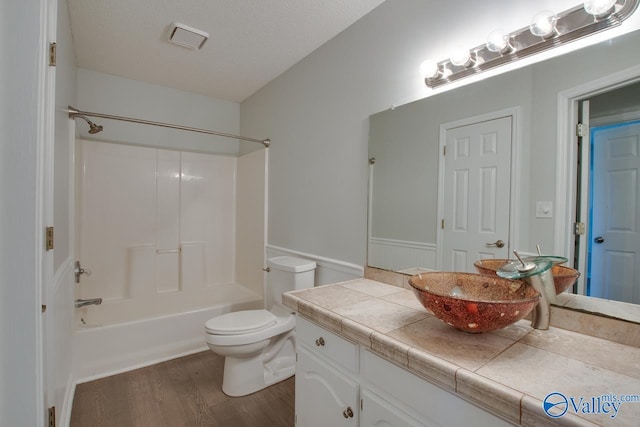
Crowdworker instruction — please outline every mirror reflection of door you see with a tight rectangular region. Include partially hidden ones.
[577,82,640,305]
[588,120,640,304]
[441,115,512,272]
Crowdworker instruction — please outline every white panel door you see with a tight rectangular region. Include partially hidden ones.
[443,116,512,272]
[590,121,640,304]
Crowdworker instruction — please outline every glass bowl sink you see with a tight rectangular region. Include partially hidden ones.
[473,259,580,295]
[551,265,580,294]
[408,272,540,333]
[473,259,509,275]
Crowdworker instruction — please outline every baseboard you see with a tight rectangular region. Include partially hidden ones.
[266,244,364,285]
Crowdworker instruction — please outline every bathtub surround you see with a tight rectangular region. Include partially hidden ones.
[69,71,268,417]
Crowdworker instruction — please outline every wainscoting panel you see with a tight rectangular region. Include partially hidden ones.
[368,237,437,272]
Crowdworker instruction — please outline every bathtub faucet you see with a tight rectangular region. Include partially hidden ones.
[75,298,102,308]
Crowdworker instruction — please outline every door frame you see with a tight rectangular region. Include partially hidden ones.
[38,0,59,424]
[555,64,640,293]
[436,106,521,270]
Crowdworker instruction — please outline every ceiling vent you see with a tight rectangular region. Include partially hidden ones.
[168,22,208,50]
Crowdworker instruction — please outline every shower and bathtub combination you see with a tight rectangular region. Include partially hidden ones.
[70,107,274,380]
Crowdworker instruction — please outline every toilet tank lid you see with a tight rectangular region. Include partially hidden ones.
[267,256,316,273]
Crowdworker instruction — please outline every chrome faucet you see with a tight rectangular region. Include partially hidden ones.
[75,298,102,308]
[497,251,555,330]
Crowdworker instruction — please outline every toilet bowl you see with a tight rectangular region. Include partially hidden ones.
[205,305,297,396]
[204,256,316,396]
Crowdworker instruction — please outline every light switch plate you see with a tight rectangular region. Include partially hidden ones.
[536,201,553,218]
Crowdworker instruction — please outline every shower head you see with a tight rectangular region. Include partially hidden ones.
[75,115,104,134]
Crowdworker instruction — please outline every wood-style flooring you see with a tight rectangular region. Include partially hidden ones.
[70,351,295,427]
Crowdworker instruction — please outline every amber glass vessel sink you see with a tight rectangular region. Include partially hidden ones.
[473,259,580,295]
[408,272,540,333]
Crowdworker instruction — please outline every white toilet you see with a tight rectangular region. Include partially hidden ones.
[204,256,316,396]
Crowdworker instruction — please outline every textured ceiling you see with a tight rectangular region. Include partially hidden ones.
[66,0,386,102]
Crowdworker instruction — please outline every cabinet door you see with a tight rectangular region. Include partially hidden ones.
[296,347,358,427]
[361,389,425,427]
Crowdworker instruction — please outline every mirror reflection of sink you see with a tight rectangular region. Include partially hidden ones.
[473,259,580,295]
[408,272,540,333]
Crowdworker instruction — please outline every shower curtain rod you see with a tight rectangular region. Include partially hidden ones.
[67,105,270,147]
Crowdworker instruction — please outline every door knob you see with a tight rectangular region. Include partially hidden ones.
[74,261,92,283]
[342,407,354,418]
[486,240,505,248]
[594,236,605,244]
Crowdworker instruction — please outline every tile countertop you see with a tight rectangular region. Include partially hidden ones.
[283,279,640,427]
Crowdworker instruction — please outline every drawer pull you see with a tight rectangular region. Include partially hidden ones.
[315,337,325,347]
[342,407,354,418]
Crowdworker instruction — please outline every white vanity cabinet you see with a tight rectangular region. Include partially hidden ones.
[360,389,423,427]
[295,317,360,426]
[295,316,516,427]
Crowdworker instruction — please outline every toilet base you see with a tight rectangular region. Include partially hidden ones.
[219,332,296,397]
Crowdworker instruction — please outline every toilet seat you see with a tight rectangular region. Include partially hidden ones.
[205,310,277,335]
[205,309,296,347]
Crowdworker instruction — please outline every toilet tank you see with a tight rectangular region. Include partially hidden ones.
[266,256,316,309]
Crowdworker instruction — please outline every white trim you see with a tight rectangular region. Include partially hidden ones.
[437,107,521,270]
[59,374,76,427]
[38,0,58,424]
[590,110,640,127]
[266,244,364,279]
[555,64,640,260]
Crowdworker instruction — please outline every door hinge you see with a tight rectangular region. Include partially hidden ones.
[42,305,47,313]
[48,406,56,427]
[46,227,54,251]
[441,219,445,229]
[49,42,57,67]
[576,122,584,137]
[360,398,363,411]
[443,145,447,156]
[574,222,586,235]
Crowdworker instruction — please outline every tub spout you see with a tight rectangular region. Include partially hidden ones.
[75,298,102,308]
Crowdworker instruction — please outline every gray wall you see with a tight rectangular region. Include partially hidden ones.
[241,0,638,268]
[369,68,533,244]
[0,1,45,425]
[368,30,640,254]
[76,69,241,155]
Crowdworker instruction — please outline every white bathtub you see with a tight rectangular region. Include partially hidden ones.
[73,283,262,383]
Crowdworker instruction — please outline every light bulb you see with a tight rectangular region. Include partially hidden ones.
[530,10,557,38]
[419,60,440,79]
[486,29,510,53]
[450,47,472,67]
[584,0,617,17]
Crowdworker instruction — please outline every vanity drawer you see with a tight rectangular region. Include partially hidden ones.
[297,316,358,373]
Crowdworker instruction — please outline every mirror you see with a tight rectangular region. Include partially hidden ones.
[368,29,640,323]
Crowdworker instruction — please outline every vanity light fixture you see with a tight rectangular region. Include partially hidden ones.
[422,0,639,88]
[449,47,475,67]
[485,29,512,53]
[584,0,618,17]
[529,10,558,38]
